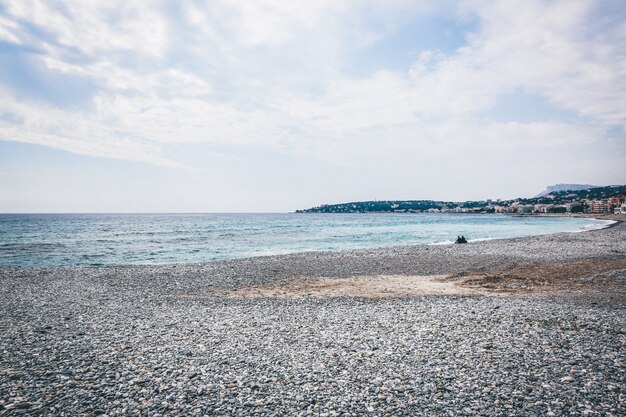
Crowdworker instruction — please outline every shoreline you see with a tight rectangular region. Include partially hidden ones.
[0,214,620,270]
[1,214,623,298]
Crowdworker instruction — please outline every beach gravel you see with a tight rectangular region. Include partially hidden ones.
[0,221,624,416]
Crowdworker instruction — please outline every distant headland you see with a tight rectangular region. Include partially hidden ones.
[297,184,626,215]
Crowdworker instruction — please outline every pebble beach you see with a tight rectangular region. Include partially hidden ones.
[1,219,624,416]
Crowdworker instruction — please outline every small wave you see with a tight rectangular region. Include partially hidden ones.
[570,220,616,233]
[0,243,66,253]
[465,236,500,243]
[428,236,500,245]
[428,240,455,246]
[249,248,301,257]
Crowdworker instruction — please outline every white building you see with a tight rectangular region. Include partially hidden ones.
[533,204,555,213]
[517,205,534,214]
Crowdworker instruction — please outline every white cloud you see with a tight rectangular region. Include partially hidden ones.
[458,0,626,125]
[0,0,624,185]
[3,0,168,57]
[213,0,349,46]
[0,93,179,167]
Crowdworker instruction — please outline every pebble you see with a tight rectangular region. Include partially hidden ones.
[0,223,624,415]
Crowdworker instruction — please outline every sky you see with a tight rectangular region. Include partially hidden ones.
[0,0,625,213]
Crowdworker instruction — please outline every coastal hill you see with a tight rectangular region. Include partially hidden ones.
[296,185,626,213]
[534,183,598,198]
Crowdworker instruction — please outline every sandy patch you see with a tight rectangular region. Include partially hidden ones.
[212,275,484,299]
[450,257,626,292]
[170,258,626,300]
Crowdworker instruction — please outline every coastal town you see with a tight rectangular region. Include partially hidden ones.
[427,195,626,215]
[298,184,626,215]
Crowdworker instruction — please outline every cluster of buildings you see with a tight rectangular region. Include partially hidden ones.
[487,196,625,215]
[590,196,626,214]
[424,196,626,215]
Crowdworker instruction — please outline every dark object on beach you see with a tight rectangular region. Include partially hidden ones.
[455,236,468,244]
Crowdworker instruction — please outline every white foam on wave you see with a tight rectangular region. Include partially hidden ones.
[463,236,500,243]
[570,219,617,233]
[428,240,454,246]
[428,236,519,246]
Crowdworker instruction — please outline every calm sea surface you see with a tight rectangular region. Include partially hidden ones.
[0,213,611,267]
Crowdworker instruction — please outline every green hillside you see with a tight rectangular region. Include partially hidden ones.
[297,185,626,213]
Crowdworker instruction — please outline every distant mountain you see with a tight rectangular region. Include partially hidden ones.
[528,185,626,203]
[534,184,598,198]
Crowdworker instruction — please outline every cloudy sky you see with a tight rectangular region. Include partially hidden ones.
[0,0,625,212]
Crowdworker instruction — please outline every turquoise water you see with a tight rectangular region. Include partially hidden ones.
[0,213,611,267]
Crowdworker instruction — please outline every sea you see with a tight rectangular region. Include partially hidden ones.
[0,213,612,267]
